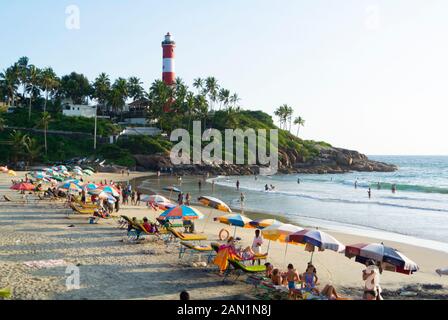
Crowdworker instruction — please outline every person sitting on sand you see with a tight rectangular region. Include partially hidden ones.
[320,285,340,300]
[285,264,300,297]
[265,263,274,279]
[363,259,382,300]
[301,264,320,295]
[271,269,283,286]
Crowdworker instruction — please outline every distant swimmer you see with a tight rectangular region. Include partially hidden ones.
[377,182,381,190]
[297,178,301,184]
[270,184,276,191]
[368,188,372,199]
[355,180,358,189]
[265,184,269,191]
[392,184,397,194]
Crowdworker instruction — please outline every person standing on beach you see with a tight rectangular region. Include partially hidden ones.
[136,191,141,206]
[252,230,263,265]
[185,193,191,206]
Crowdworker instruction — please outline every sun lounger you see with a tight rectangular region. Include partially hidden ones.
[179,241,215,262]
[70,203,96,215]
[210,242,268,264]
[223,259,267,282]
[167,227,207,242]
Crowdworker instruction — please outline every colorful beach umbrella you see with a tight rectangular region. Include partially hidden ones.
[198,196,232,213]
[287,229,345,263]
[249,219,282,230]
[83,183,99,191]
[31,171,47,180]
[159,205,204,221]
[10,182,35,191]
[345,243,419,275]
[141,194,170,204]
[261,223,304,262]
[261,223,304,243]
[82,169,94,176]
[101,185,120,197]
[8,170,17,176]
[98,192,116,202]
[287,229,345,253]
[214,214,253,228]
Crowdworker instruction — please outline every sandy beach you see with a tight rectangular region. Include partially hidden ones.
[1,171,447,300]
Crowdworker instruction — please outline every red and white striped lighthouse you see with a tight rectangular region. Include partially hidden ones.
[162,32,176,86]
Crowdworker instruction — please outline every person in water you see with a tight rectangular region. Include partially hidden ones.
[368,188,372,199]
[377,182,381,190]
[265,184,269,191]
[297,178,301,184]
[236,180,240,190]
[355,180,358,189]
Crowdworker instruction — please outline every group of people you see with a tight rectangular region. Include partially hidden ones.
[264,262,340,300]
[355,180,398,199]
[177,192,191,206]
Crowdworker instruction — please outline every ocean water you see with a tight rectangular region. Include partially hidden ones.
[140,156,448,252]
[207,156,448,252]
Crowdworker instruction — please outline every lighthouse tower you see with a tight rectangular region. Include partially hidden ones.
[162,32,176,86]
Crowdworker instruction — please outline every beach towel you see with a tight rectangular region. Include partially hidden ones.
[24,259,67,269]
[213,246,239,272]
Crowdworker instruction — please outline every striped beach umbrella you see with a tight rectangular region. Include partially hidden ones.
[98,191,116,202]
[101,185,120,197]
[262,223,304,261]
[214,214,253,228]
[198,196,232,213]
[31,171,47,180]
[287,229,345,263]
[159,205,204,221]
[262,223,304,243]
[141,194,170,204]
[345,243,419,275]
[83,169,94,176]
[249,219,282,230]
[58,180,81,189]
[83,183,99,191]
[214,214,254,238]
[287,229,345,252]
[10,182,35,191]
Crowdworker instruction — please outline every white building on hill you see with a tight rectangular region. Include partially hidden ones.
[62,99,96,118]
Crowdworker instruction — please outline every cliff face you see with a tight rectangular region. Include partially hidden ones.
[133,145,397,175]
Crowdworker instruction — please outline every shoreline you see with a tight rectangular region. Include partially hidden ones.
[137,174,448,255]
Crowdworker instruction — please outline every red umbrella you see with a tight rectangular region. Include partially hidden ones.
[10,183,35,191]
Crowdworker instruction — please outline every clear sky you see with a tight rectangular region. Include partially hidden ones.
[1,0,447,155]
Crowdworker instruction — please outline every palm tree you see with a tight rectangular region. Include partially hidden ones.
[9,130,28,164]
[37,112,52,155]
[205,77,219,111]
[0,65,20,106]
[218,88,231,110]
[193,78,204,94]
[294,116,305,137]
[127,76,145,101]
[17,57,29,106]
[108,78,128,114]
[92,73,111,111]
[229,93,241,108]
[274,105,286,130]
[24,136,42,165]
[26,65,41,120]
[40,67,59,113]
